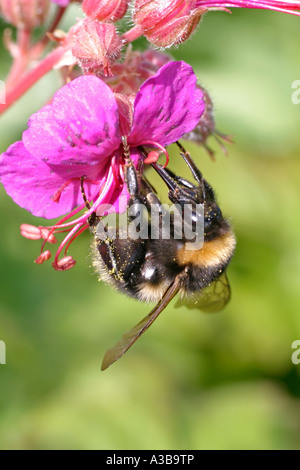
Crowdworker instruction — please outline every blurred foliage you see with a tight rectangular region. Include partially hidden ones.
[0,6,300,450]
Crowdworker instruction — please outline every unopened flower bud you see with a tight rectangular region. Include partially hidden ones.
[70,19,122,76]
[133,0,203,47]
[82,0,129,22]
[0,0,50,29]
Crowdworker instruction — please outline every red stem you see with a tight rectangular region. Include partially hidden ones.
[0,46,67,116]
[31,7,67,59]
[6,28,31,89]
[121,25,144,44]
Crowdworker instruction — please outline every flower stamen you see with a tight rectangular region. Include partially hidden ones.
[20,223,45,241]
[52,178,77,203]
[20,224,57,243]
[143,150,161,164]
[111,154,123,189]
[24,168,116,271]
[63,223,90,257]
[80,176,92,210]
[53,256,76,271]
[141,141,170,168]
[35,250,51,265]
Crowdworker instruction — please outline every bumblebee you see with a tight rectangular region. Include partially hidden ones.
[90,141,236,370]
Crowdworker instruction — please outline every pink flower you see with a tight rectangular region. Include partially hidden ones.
[0,61,205,269]
[103,48,230,157]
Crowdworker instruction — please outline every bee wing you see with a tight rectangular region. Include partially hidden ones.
[175,272,231,313]
[101,275,184,371]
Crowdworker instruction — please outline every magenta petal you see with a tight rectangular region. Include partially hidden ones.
[23,76,121,167]
[129,61,205,148]
[0,142,105,219]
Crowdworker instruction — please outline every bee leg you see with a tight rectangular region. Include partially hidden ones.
[125,167,138,199]
[174,141,214,203]
[163,168,196,191]
[152,163,197,207]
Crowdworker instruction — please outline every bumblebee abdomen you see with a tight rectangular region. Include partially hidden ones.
[92,235,149,298]
[176,230,236,293]
[177,231,235,268]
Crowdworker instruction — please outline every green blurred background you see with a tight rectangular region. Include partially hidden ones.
[0,5,300,450]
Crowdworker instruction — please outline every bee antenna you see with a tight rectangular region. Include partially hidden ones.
[175,141,206,201]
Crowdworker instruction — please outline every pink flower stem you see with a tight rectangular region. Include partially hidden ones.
[40,202,89,252]
[6,28,31,89]
[0,45,67,116]
[121,25,144,44]
[63,223,90,255]
[31,7,67,59]
[53,221,84,266]
[198,0,300,15]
